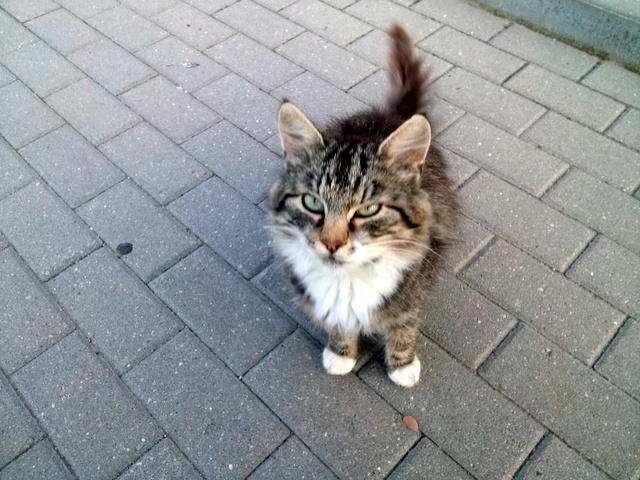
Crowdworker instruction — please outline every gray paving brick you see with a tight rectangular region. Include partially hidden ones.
[184,0,237,14]
[252,0,298,10]
[215,0,304,49]
[150,246,294,375]
[411,0,508,40]
[120,0,179,16]
[489,23,598,81]
[523,112,640,193]
[425,96,466,136]
[607,107,640,152]
[273,72,367,127]
[182,120,281,204]
[77,179,201,282]
[244,329,420,478]
[99,122,211,205]
[0,0,58,23]
[0,64,14,87]
[515,435,610,480]
[506,64,625,132]
[0,232,8,250]
[54,0,116,19]
[194,74,278,141]
[443,213,493,273]
[440,148,479,191]
[167,176,272,277]
[49,247,182,373]
[46,78,141,145]
[206,33,302,91]
[123,329,289,479]
[567,236,640,319]
[480,324,640,479]
[543,168,640,256]
[68,38,155,95]
[595,318,640,400]
[277,32,377,91]
[248,436,336,480]
[152,2,234,50]
[419,27,525,84]
[432,68,546,136]
[117,439,204,480]
[136,36,226,92]
[458,171,595,272]
[439,114,568,197]
[18,125,125,208]
[1,41,84,97]
[359,333,544,479]
[0,81,64,149]
[87,5,169,53]
[12,331,163,480]
[25,9,102,55]
[0,373,42,469]
[121,76,219,143]
[460,239,625,365]
[422,271,516,369]
[251,262,321,341]
[281,0,372,46]
[345,0,440,40]
[582,61,640,110]
[0,181,100,280]
[0,440,74,480]
[388,437,473,480]
[0,137,37,200]
[0,248,74,374]
[0,10,38,56]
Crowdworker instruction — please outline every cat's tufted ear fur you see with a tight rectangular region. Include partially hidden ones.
[278,102,324,160]
[378,114,431,177]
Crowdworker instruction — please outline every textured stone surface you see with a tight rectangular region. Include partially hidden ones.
[433,68,546,135]
[0,248,74,374]
[12,332,163,480]
[388,437,473,479]
[0,181,100,280]
[595,318,640,400]
[607,107,640,152]
[481,325,640,480]
[150,247,294,375]
[167,176,272,277]
[77,179,201,282]
[0,439,74,480]
[567,236,640,318]
[582,61,640,109]
[25,9,101,55]
[460,239,624,365]
[123,329,289,479]
[46,78,141,145]
[359,333,545,479]
[99,122,211,205]
[0,137,37,200]
[116,439,204,480]
[244,329,420,479]
[49,248,182,374]
[458,171,595,272]
[523,111,640,193]
[18,125,125,208]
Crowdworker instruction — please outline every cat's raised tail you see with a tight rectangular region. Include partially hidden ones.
[386,24,428,120]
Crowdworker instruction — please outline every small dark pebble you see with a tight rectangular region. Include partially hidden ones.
[116,242,133,256]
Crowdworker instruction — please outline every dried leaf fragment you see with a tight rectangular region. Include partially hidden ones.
[402,415,419,431]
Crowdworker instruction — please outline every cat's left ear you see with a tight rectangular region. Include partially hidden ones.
[378,115,431,178]
[278,102,324,161]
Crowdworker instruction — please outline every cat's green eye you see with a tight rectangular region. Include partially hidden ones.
[302,194,324,213]
[355,204,382,217]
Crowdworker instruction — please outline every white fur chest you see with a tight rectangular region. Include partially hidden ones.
[279,240,411,334]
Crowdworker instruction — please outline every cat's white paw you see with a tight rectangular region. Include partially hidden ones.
[388,357,421,387]
[322,347,356,375]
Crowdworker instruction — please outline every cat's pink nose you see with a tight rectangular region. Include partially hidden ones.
[323,240,343,253]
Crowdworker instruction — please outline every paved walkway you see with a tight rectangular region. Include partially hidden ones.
[1,1,639,479]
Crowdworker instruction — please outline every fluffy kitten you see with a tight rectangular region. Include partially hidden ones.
[269,25,456,387]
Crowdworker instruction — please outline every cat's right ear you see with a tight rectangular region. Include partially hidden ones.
[278,102,324,161]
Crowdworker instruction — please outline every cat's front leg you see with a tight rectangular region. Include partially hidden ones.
[322,327,358,375]
[385,323,421,387]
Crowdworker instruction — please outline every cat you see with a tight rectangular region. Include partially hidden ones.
[268,24,457,387]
